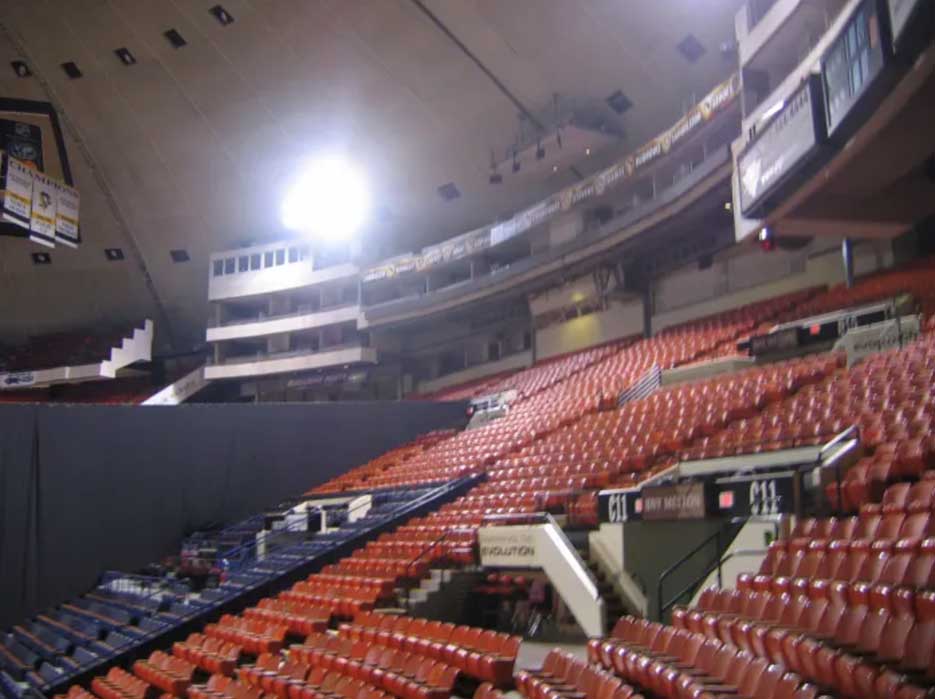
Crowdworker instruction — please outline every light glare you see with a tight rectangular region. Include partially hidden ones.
[281,157,369,242]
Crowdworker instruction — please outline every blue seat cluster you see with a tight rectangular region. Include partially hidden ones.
[0,479,472,699]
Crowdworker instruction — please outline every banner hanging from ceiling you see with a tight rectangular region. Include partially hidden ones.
[0,150,81,248]
[363,73,740,284]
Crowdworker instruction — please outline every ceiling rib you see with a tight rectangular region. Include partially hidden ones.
[408,1,587,182]
[407,0,545,131]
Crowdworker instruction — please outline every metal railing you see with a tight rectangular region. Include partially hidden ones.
[404,526,477,579]
[656,423,863,619]
[657,526,728,621]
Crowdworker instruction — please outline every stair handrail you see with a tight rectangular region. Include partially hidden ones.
[659,546,770,620]
[404,526,478,578]
[657,526,723,618]
[810,423,860,517]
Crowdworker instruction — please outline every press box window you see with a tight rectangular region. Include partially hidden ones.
[275,249,285,265]
[264,251,274,267]
[224,258,235,274]
[238,256,248,272]
[250,254,261,270]
[213,260,224,276]
[288,247,298,263]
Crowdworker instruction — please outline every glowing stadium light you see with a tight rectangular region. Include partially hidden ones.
[280,157,370,242]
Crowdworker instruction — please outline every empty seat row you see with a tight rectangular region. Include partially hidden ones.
[172,633,242,676]
[677,579,934,698]
[338,612,519,686]
[758,535,935,588]
[589,618,819,699]
[292,633,458,699]
[516,649,643,699]
[204,616,288,656]
[132,650,195,697]
[242,601,330,637]
[90,667,151,699]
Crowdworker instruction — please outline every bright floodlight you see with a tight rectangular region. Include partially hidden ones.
[281,157,370,242]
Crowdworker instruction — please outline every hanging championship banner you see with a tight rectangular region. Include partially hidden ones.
[30,171,57,247]
[55,181,80,247]
[1,152,34,230]
[417,227,491,271]
[0,119,44,171]
[361,253,417,283]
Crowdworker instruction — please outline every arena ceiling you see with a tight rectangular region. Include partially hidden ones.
[0,0,743,350]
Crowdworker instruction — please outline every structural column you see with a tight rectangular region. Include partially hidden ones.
[642,283,653,339]
[842,237,855,288]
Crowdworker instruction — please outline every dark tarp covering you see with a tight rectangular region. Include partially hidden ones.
[0,400,467,627]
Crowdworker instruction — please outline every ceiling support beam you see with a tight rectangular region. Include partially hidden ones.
[407,0,545,132]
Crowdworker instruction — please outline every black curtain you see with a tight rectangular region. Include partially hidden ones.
[0,401,467,627]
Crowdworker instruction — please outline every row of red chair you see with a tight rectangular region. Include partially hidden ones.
[757,537,935,590]
[236,655,391,699]
[590,618,822,699]
[828,436,935,511]
[516,649,644,699]
[54,687,99,699]
[132,650,196,697]
[292,632,457,699]
[339,612,520,686]
[205,615,289,655]
[676,578,932,698]
[90,668,151,699]
[189,674,266,699]
[243,600,331,637]
[172,632,242,676]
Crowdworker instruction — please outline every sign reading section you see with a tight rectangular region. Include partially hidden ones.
[478,526,537,567]
[641,482,710,521]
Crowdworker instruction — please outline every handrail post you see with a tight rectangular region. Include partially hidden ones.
[715,528,723,590]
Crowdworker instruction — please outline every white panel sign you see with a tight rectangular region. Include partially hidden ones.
[55,181,80,247]
[29,172,57,246]
[1,153,34,230]
[0,371,36,390]
[478,526,537,567]
[834,315,921,367]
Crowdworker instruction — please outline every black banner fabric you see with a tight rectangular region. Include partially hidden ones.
[0,401,467,627]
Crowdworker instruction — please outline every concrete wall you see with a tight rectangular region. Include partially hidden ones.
[653,238,893,332]
[536,300,644,360]
[415,350,533,395]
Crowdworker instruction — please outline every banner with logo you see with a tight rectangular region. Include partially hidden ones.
[2,150,80,247]
[29,171,57,247]
[55,180,80,247]
[286,368,369,390]
[417,227,491,271]
[362,253,418,283]
[363,73,740,283]
[1,152,34,230]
